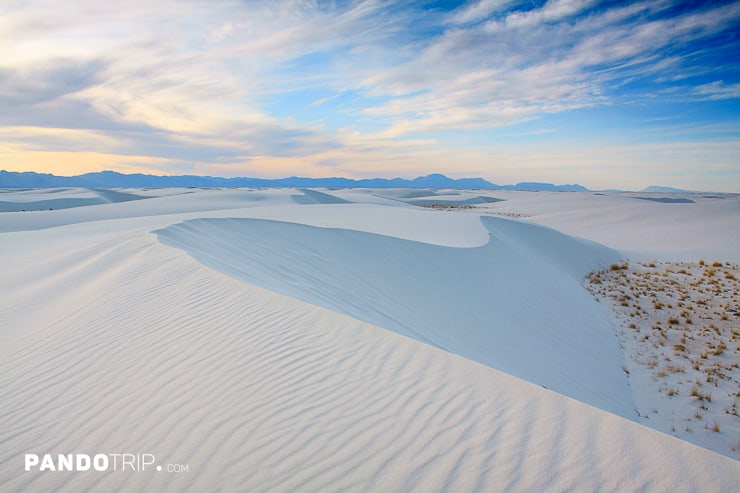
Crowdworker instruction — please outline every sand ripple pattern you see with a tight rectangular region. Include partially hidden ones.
[1,232,738,492]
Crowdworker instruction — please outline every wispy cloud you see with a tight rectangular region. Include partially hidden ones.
[0,1,738,190]
[693,81,740,100]
[449,0,516,25]
[364,0,740,136]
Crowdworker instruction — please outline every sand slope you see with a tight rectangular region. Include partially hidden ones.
[1,189,738,491]
[0,187,150,212]
[155,215,632,418]
[468,190,740,261]
[1,221,738,492]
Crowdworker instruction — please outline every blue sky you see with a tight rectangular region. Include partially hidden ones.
[1,0,739,190]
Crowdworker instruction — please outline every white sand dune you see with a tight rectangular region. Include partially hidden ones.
[155,215,632,418]
[291,188,351,205]
[1,189,738,492]
[0,188,298,233]
[469,191,740,261]
[0,187,150,212]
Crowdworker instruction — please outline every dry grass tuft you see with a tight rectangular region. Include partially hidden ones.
[586,258,739,452]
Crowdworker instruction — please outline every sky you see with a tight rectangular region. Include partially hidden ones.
[1,0,739,191]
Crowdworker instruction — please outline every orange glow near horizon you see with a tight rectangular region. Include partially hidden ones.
[0,148,173,177]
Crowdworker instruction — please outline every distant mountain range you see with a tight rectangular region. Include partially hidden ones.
[640,186,690,193]
[0,170,588,191]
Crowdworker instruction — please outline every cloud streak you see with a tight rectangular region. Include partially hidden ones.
[1,0,738,190]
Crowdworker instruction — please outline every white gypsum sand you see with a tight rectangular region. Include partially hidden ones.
[467,190,740,262]
[1,188,738,492]
[154,215,633,418]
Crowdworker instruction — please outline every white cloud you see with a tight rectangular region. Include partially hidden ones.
[693,81,740,100]
[5,0,737,141]
[0,0,738,188]
[360,0,740,136]
[449,0,515,25]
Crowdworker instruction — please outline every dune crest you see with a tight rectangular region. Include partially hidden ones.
[156,216,631,417]
[2,188,738,491]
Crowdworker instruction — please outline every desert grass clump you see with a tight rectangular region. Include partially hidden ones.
[586,258,739,442]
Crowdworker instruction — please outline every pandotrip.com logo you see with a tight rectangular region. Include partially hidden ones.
[24,454,189,473]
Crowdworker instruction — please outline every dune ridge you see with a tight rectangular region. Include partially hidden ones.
[2,224,738,492]
[155,216,633,418]
[1,188,739,492]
